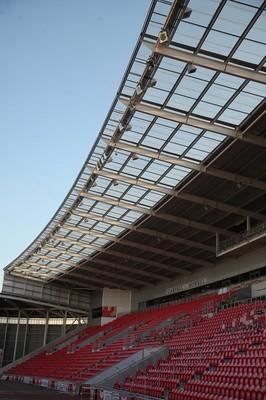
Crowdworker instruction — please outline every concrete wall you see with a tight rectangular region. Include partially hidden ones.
[91,288,131,326]
[131,247,266,310]
[251,279,266,298]
[102,288,131,316]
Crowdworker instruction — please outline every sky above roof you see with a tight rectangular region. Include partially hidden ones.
[0,0,151,287]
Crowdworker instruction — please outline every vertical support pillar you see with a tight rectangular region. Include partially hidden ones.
[87,308,92,326]
[61,310,67,336]
[67,289,71,306]
[2,317,9,367]
[43,310,49,346]
[13,310,21,362]
[40,283,44,299]
[23,280,27,296]
[247,216,251,231]
[215,232,219,256]
[23,316,29,357]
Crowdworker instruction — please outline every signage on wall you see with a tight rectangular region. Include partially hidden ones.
[166,278,207,295]
[102,306,117,317]
[92,306,117,318]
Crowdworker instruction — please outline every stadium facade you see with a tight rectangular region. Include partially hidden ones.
[0,2,265,397]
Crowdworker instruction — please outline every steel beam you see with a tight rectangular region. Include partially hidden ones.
[55,236,192,275]
[32,255,75,268]
[23,262,134,290]
[9,271,51,283]
[106,248,189,274]
[62,224,212,269]
[121,99,266,148]
[61,269,133,290]
[143,40,266,85]
[109,140,266,192]
[86,257,170,282]
[72,210,215,252]
[46,245,184,279]
[45,246,170,282]
[24,261,63,271]
[35,253,153,287]
[91,169,265,222]
[80,191,231,236]
[51,275,99,290]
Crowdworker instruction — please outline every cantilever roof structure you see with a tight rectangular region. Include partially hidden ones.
[4,0,266,291]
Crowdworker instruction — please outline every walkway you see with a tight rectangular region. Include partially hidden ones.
[0,381,80,399]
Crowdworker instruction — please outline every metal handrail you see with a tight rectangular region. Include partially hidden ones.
[218,221,266,255]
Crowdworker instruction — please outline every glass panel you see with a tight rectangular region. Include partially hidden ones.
[186,0,221,27]
[219,108,248,125]
[247,12,266,42]
[212,2,256,36]
[172,22,206,48]
[233,39,266,64]
[202,30,239,57]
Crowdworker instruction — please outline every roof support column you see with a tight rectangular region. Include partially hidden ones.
[247,216,251,231]
[87,307,92,327]
[23,316,29,357]
[61,310,67,337]
[43,310,49,346]
[2,317,9,367]
[13,310,21,362]
[216,232,220,257]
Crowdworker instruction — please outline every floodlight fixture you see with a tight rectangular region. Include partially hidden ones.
[182,7,192,19]
[125,124,132,132]
[113,180,119,186]
[132,153,138,161]
[118,122,132,132]
[148,78,157,88]
[158,30,169,44]
[136,85,143,95]
[187,62,197,74]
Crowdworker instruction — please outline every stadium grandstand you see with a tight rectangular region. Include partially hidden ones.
[0,0,266,399]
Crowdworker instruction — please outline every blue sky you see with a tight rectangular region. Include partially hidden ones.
[0,0,151,287]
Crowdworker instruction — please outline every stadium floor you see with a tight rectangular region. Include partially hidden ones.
[0,380,80,399]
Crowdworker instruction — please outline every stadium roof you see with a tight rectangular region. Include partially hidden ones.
[4,0,266,292]
[0,293,88,317]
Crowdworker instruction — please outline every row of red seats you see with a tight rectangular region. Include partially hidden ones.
[121,299,266,400]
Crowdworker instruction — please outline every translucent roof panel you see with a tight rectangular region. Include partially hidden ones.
[6,0,266,284]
